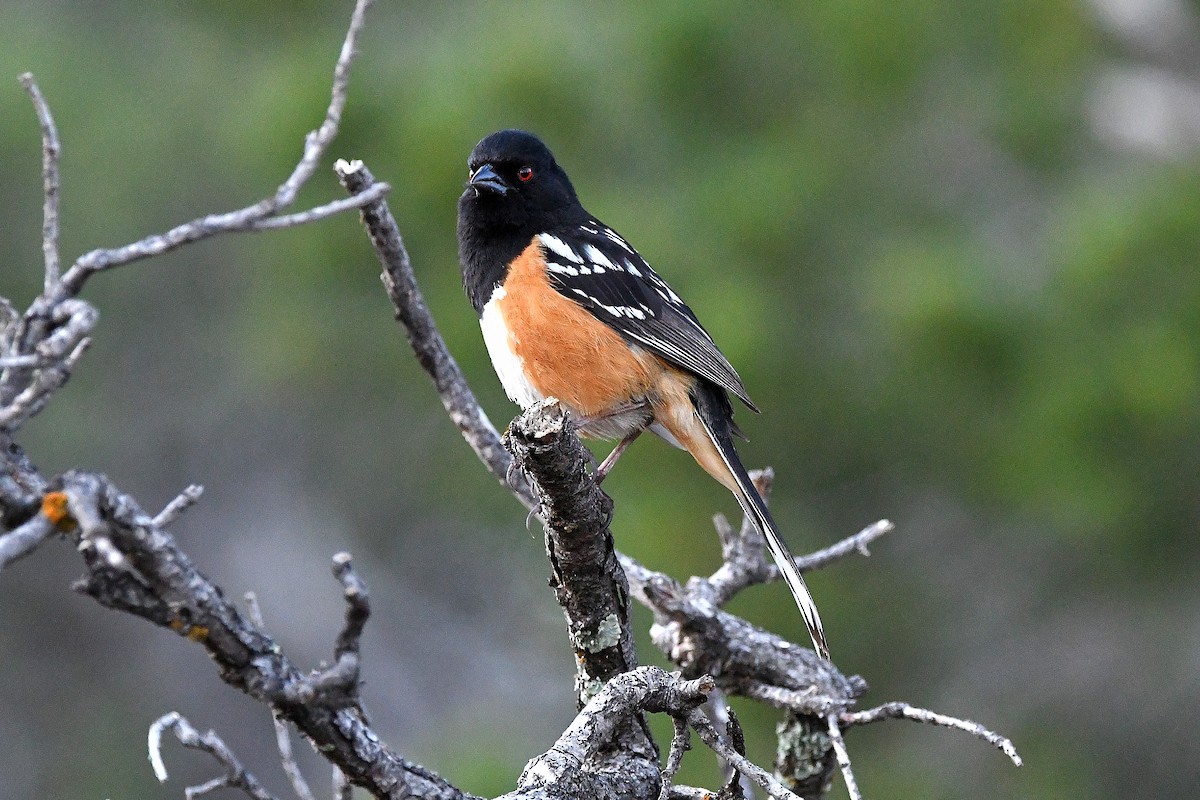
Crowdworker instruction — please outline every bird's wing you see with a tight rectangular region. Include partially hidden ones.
[536,222,757,411]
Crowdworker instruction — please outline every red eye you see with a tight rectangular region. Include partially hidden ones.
[517,166,534,182]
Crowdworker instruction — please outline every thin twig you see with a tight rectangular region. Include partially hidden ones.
[52,0,377,299]
[152,485,204,528]
[331,551,369,662]
[686,709,799,800]
[825,714,863,800]
[18,73,61,292]
[0,336,90,429]
[148,712,279,800]
[841,702,1023,766]
[245,593,318,800]
[0,354,45,369]
[793,519,894,573]
[332,768,352,800]
[0,513,55,572]
[250,183,391,229]
[273,0,373,208]
[657,716,691,800]
[335,158,535,510]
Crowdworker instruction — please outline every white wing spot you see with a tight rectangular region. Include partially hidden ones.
[584,244,618,272]
[603,227,635,253]
[538,233,581,264]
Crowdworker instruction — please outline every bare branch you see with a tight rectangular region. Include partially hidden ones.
[335,158,534,509]
[51,0,377,300]
[506,400,638,704]
[793,519,894,574]
[0,512,54,572]
[0,354,47,369]
[686,710,799,800]
[148,712,279,800]
[0,335,91,429]
[250,183,391,230]
[152,484,204,528]
[824,714,863,800]
[506,667,711,800]
[667,788,717,800]
[17,73,61,292]
[316,551,370,694]
[657,716,691,800]
[53,470,469,800]
[273,0,374,209]
[705,498,893,608]
[841,702,1023,767]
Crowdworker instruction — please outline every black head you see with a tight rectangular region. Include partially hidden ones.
[458,130,587,312]
[458,129,583,234]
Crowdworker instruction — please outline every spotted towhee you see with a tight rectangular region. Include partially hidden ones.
[457,130,829,659]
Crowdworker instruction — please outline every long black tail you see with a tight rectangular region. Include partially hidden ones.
[692,384,831,660]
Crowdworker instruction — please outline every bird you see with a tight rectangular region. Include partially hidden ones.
[456,129,830,660]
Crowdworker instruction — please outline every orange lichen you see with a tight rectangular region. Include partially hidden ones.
[185,625,209,642]
[41,491,76,531]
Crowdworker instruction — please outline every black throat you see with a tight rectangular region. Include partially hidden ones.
[457,214,533,316]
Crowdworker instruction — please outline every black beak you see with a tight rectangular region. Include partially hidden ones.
[467,163,509,196]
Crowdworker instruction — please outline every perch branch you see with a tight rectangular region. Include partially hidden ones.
[504,667,711,800]
[505,400,638,699]
[335,158,533,508]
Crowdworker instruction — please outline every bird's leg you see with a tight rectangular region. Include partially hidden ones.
[594,429,643,484]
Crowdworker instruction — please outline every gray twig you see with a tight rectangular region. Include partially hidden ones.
[841,702,1023,767]
[148,711,279,800]
[17,73,61,292]
[793,519,894,574]
[657,716,691,800]
[331,552,369,658]
[686,710,799,800]
[250,183,391,230]
[0,512,54,572]
[0,335,91,429]
[245,593,318,800]
[0,354,44,369]
[668,787,718,800]
[825,714,862,800]
[152,485,204,528]
[335,158,535,509]
[332,768,352,800]
[50,0,377,300]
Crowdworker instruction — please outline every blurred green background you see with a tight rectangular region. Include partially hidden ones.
[1,0,1196,798]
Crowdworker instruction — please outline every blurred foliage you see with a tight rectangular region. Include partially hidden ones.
[1,1,1197,799]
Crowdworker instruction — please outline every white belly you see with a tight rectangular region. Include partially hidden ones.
[480,286,543,409]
